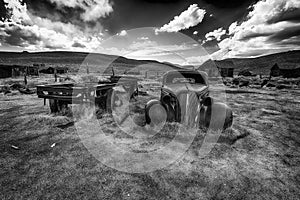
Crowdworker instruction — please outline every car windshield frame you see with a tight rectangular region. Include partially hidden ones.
[163,71,207,86]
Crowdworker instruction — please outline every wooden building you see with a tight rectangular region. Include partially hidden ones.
[270,63,300,78]
[40,67,55,74]
[39,67,68,74]
[26,66,39,76]
[238,69,256,77]
[56,67,68,74]
[270,63,281,77]
[219,68,234,77]
[280,68,300,78]
[0,65,38,78]
[0,65,14,78]
[216,60,235,77]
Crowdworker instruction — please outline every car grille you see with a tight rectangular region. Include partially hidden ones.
[177,92,200,128]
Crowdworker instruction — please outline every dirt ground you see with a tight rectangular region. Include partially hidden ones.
[0,79,299,199]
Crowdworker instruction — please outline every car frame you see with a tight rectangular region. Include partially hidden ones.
[145,70,233,130]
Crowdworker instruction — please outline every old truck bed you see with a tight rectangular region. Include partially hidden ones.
[37,77,138,112]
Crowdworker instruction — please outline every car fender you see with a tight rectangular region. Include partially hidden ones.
[145,99,168,125]
[200,101,233,130]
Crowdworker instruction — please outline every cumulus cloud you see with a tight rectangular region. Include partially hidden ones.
[205,28,226,41]
[137,36,149,40]
[4,0,31,24]
[72,42,86,48]
[102,44,174,61]
[117,30,127,36]
[49,0,113,22]
[155,4,206,33]
[207,0,300,59]
[127,49,173,58]
[101,38,201,65]
[267,8,300,23]
[129,40,157,50]
[228,22,238,35]
[0,0,104,51]
[0,24,40,47]
[184,55,209,65]
[127,40,197,53]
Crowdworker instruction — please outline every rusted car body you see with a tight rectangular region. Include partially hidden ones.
[145,70,233,130]
[37,76,138,113]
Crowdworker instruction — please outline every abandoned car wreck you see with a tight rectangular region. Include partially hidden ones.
[36,70,233,130]
[145,70,233,130]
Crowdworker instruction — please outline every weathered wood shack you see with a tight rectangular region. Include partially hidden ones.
[56,67,68,74]
[39,67,68,74]
[26,66,39,76]
[216,60,235,77]
[0,65,14,78]
[270,63,300,78]
[238,70,256,77]
[0,65,38,78]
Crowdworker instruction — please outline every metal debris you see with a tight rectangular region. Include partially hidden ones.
[11,145,19,150]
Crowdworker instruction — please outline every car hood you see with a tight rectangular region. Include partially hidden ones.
[162,84,208,95]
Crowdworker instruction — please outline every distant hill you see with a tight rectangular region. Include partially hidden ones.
[1,50,299,76]
[0,51,88,66]
[0,51,182,74]
[198,50,300,75]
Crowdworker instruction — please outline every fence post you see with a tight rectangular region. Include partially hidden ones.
[24,73,27,86]
[54,68,57,82]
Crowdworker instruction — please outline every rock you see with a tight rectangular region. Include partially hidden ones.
[6,91,20,96]
[250,85,261,89]
[276,84,292,90]
[10,83,25,90]
[239,80,250,87]
[0,85,4,92]
[11,145,19,150]
[232,77,240,85]
[19,88,35,94]
[261,108,281,115]
[138,90,148,96]
[266,82,276,87]
[4,90,11,94]
[260,79,269,88]
[238,70,256,77]
[0,85,10,93]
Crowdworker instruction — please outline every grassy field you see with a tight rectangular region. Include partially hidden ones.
[0,78,299,199]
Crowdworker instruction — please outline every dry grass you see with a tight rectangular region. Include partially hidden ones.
[0,78,299,199]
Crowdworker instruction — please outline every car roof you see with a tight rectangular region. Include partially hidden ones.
[163,69,207,76]
[163,70,208,85]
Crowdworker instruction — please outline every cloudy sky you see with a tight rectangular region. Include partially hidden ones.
[0,0,299,64]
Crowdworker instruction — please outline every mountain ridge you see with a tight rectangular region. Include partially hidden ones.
[198,50,300,75]
[0,50,299,75]
[0,51,182,72]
